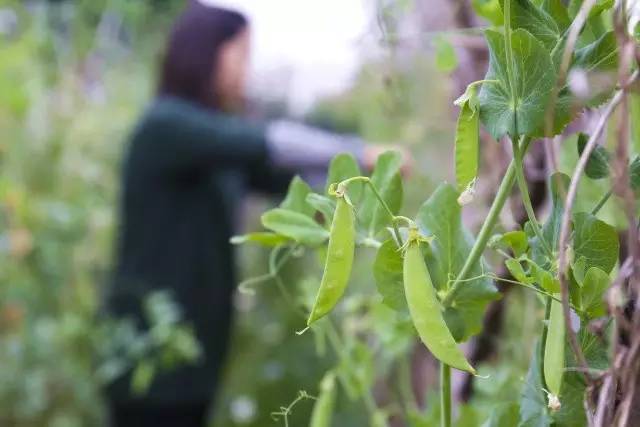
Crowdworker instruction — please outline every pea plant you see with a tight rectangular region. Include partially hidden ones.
[234,0,640,425]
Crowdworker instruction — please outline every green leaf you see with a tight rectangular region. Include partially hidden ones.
[577,133,610,179]
[519,342,552,427]
[572,212,619,274]
[530,262,561,293]
[455,90,480,192]
[581,266,609,318]
[416,183,499,341]
[280,176,315,217]
[568,0,614,20]
[443,306,466,343]
[502,230,529,256]
[434,36,458,73]
[306,193,337,226]
[261,208,329,246]
[373,239,407,312]
[360,151,403,237]
[501,0,562,49]
[574,31,618,72]
[326,153,363,202]
[472,0,503,25]
[542,0,571,31]
[131,360,155,396]
[230,232,292,247]
[506,258,533,284]
[479,29,558,139]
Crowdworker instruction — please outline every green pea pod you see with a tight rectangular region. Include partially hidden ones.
[309,373,336,427]
[403,240,475,373]
[544,296,565,397]
[307,195,355,325]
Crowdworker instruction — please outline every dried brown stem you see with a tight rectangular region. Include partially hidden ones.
[557,71,640,396]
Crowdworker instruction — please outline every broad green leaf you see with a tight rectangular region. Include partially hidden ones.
[326,153,363,203]
[568,0,614,20]
[416,184,499,341]
[581,266,609,318]
[530,262,561,293]
[280,176,315,217]
[261,208,329,246]
[505,258,533,284]
[542,0,571,31]
[230,232,292,247]
[629,156,640,192]
[306,193,336,226]
[501,0,562,49]
[472,0,503,25]
[574,31,618,72]
[360,151,403,237]
[502,230,529,256]
[455,90,480,192]
[577,133,610,179]
[572,212,619,274]
[519,342,552,427]
[434,36,458,73]
[442,306,466,342]
[373,239,407,312]
[479,29,558,139]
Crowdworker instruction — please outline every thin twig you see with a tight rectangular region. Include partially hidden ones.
[557,70,640,389]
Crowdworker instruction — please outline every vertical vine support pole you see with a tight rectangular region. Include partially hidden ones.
[440,363,451,427]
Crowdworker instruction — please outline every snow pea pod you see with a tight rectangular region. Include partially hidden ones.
[307,193,355,325]
[544,296,565,399]
[309,373,336,427]
[403,238,475,373]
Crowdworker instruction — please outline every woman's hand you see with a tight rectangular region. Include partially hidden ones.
[363,145,413,176]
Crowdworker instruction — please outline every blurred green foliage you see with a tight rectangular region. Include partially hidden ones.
[0,1,570,426]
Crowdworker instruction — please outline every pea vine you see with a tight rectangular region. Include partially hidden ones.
[234,0,640,425]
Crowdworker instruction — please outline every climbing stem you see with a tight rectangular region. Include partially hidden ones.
[443,153,522,306]
[512,137,554,259]
[440,363,451,427]
[591,189,613,215]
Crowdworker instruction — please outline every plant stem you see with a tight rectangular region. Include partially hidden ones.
[443,159,518,306]
[440,363,451,427]
[512,137,554,259]
[591,189,613,215]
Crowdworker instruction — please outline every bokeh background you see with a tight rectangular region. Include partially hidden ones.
[0,0,614,426]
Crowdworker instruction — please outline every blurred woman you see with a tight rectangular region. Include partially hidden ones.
[105,1,398,426]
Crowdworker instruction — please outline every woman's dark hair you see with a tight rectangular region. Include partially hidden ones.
[158,1,248,109]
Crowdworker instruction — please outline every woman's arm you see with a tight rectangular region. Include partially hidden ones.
[139,97,268,173]
[265,120,364,172]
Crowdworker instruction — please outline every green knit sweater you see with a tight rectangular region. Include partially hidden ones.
[106,96,290,406]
